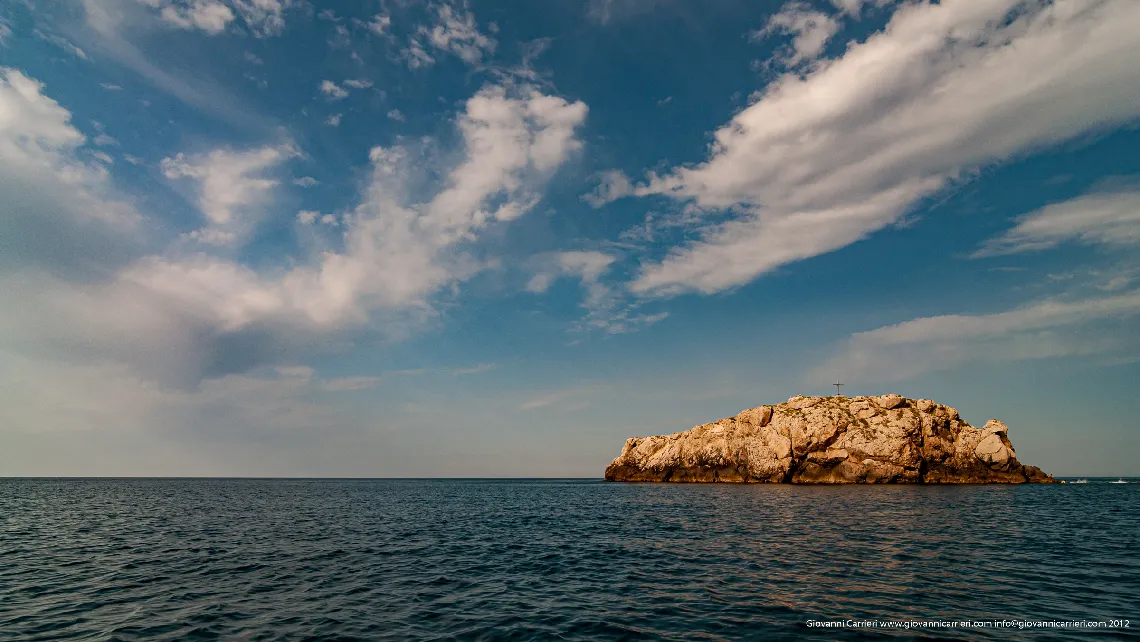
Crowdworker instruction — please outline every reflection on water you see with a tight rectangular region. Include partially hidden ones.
[1,479,1136,640]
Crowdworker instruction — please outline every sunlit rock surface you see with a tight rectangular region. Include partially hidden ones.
[604,395,1055,484]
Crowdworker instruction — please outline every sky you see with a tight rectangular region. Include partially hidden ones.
[1,0,1139,477]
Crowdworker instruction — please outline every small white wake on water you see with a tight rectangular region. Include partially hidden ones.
[1063,478,1139,484]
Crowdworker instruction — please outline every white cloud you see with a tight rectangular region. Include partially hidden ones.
[319,79,370,103]
[975,184,1140,257]
[185,228,236,244]
[401,39,435,69]
[815,290,1140,382]
[275,364,313,378]
[526,251,615,293]
[637,180,940,295]
[325,113,342,126]
[0,69,85,160]
[368,12,391,35]
[0,353,369,459]
[156,0,235,34]
[132,0,288,36]
[626,0,1140,296]
[328,24,351,49]
[173,85,581,326]
[519,393,565,410]
[161,143,297,245]
[235,0,290,36]
[0,67,138,229]
[518,385,598,412]
[319,80,349,100]
[131,0,290,37]
[424,5,495,64]
[81,0,280,132]
[320,376,379,391]
[9,84,588,384]
[451,362,498,375]
[583,170,634,208]
[293,176,318,187]
[829,0,890,18]
[526,251,668,334]
[387,108,405,122]
[100,83,123,90]
[830,0,862,16]
[1097,273,1136,292]
[298,211,337,226]
[34,29,91,60]
[753,2,841,66]
[424,85,586,231]
[403,4,495,69]
[617,204,707,245]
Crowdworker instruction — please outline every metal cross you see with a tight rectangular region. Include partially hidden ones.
[834,379,844,396]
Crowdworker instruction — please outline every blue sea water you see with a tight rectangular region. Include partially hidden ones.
[1,478,1137,641]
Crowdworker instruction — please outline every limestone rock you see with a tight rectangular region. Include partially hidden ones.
[604,395,1055,484]
[974,432,1016,470]
[983,419,1009,435]
[786,395,821,410]
[876,393,907,410]
[737,405,773,428]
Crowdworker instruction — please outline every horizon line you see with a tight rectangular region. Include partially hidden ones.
[2,476,1132,480]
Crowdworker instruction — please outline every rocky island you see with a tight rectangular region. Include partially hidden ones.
[604,395,1055,483]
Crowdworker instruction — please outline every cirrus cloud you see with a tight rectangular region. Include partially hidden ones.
[813,289,1140,383]
[624,0,1140,296]
[975,182,1140,257]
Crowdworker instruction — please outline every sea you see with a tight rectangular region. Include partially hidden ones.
[1,478,1137,641]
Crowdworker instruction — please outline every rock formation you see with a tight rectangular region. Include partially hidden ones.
[604,395,1055,483]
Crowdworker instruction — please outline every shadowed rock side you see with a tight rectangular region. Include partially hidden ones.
[604,395,1056,484]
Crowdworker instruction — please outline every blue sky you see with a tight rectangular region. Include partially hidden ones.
[1,0,1139,476]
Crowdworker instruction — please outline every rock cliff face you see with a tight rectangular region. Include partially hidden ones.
[604,395,1055,484]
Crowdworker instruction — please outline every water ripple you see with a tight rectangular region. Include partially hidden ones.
[1,479,1137,640]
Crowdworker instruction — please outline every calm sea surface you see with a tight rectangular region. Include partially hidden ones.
[1,478,1137,641]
